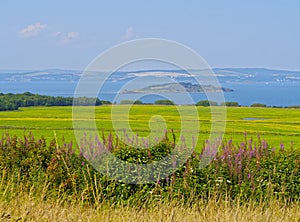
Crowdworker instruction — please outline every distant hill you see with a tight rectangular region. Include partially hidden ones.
[1,68,300,83]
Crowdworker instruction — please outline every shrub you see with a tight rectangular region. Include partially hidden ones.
[287,105,300,109]
[154,100,175,105]
[196,100,218,106]
[120,100,143,105]
[221,101,239,107]
[251,103,267,107]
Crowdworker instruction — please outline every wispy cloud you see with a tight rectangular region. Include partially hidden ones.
[19,23,47,37]
[19,23,79,44]
[123,26,135,40]
[56,31,79,43]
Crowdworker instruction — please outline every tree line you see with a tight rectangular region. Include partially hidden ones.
[1,93,297,111]
[119,99,239,106]
[0,92,111,111]
[120,99,300,108]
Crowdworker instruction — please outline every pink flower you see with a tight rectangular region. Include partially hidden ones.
[247,173,251,179]
[280,143,284,151]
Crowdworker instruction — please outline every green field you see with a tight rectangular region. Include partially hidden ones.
[0,105,300,148]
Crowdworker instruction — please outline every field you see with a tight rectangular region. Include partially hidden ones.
[0,105,299,148]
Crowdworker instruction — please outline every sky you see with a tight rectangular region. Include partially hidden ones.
[1,0,300,70]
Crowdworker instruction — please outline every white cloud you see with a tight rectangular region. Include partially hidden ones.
[19,23,79,44]
[54,31,62,37]
[123,26,135,40]
[61,32,79,43]
[19,23,47,37]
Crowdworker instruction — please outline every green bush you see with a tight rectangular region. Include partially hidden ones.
[221,101,239,107]
[251,103,267,107]
[196,100,218,106]
[154,100,175,105]
[120,100,143,105]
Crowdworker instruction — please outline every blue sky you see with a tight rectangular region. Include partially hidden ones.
[1,0,300,70]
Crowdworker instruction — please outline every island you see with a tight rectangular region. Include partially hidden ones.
[122,82,233,94]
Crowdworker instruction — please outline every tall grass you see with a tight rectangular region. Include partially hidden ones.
[0,131,299,220]
[0,195,299,221]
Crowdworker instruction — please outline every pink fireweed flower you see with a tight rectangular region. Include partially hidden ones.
[280,143,284,151]
[271,147,275,153]
[240,142,245,149]
[262,140,268,149]
[247,173,251,179]
[157,179,161,186]
[135,133,139,146]
[172,161,177,169]
[192,136,196,153]
[249,149,254,158]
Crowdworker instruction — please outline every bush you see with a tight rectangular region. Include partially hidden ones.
[251,103,267,107]
[287,105,300,109]
[154,100,175,105]
[221,101,239,107]
[100,100,112,105]
[196,100,218,106]
[133,100,143,104]
[120,100,143,105]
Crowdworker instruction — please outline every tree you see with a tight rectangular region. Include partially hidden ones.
[119,100,143,105]
[23,92,34,96]
[251,103,267,107]
[0,92,106,111]
[120,100,136,105]
[196,100,218,106]
[154,100,175,105]
[133,100,143,105]
[100,100,112,105]
[221,101,239,107]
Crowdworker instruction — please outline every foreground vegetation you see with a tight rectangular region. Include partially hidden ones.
[1,104,299,220]
[0,131,299,220]
[1,132,299,200]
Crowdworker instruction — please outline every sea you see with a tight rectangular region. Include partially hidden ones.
[1,79,300,107]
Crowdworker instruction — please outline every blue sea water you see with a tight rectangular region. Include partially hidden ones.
[1,80,300,106]
[221,82,300,106]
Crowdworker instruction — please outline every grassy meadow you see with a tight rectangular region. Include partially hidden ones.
[0,105,299,148]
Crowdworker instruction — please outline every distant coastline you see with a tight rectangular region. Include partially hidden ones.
[1,68,300,106]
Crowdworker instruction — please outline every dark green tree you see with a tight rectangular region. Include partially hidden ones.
[196,100,218,106]
[154,100,175,105]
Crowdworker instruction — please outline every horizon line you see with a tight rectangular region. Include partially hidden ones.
[1,67,300,73]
